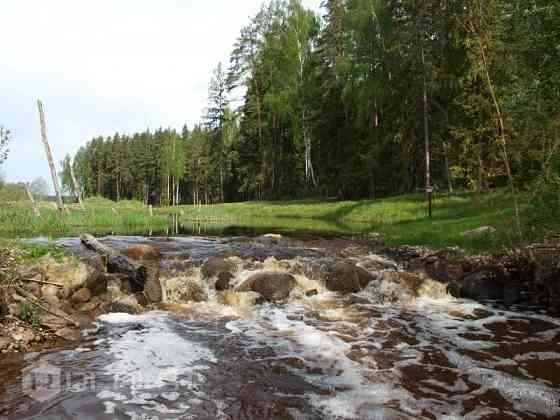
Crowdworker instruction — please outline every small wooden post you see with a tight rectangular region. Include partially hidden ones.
[24,183,41,217]
[70,161,85,210]
[37,100,65,215]
[427,186,433,218]
[149,205,153,217]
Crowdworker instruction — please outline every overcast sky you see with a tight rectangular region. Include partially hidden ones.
[0,0,321,186]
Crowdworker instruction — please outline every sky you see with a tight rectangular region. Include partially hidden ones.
[0,0,322,187]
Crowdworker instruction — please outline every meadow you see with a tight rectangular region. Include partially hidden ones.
[0,189,538,253]
[0,197,168,238]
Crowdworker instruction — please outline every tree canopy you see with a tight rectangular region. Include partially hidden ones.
[68,0,560,205]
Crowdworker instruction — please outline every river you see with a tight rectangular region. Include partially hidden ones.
[1,234,559,419]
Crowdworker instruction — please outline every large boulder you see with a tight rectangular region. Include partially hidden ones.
[324,262,375,294]
[451,268,504,301]
[201,257,236,280]
[38,255,97,291]
[236,272,297,301]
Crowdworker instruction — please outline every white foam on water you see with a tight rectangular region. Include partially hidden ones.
[225,285,560,419]
[95,311,217,417]
[89,251,560,419]
[98,312,146,324]
[515,351,560,361]
[467,368,560,417]
[103,401,117,414]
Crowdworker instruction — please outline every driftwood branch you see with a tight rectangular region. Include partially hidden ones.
[23,277,63,288]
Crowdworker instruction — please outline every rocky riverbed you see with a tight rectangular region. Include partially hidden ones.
[0,234,559,419]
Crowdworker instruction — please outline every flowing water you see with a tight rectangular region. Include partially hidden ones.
[1,235,560,420]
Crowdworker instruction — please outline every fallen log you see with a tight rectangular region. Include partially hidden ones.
[80,234,161,302]
[80,234,147,293]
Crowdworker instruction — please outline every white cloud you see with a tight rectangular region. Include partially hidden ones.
[0,0,322,184]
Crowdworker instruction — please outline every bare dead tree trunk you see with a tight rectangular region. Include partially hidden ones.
[37,100,65,215]
[24,183,41,217]
[443,142,453,193]
[421,45,432,217]
[70,161,85,210]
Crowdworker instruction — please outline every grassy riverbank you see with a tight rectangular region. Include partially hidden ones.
[0,190,545,253]
[0,197,168,238]
[164,190,524,252]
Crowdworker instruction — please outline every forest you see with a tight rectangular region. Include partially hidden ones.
[61,0,559,207]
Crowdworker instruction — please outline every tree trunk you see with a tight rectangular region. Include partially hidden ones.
[70,162,85,210]
[37,100,66,215]
[443,142,453,193]
[421,45,432,217]
[24,183,41,217]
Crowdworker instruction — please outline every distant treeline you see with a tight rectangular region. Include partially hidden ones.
[63,0,560,205]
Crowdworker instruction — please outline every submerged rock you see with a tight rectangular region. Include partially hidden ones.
[324,262,375,294]
[305,289,319,297]
[215,272,234,291]
[201,257,236,280]
[236,271,297,301]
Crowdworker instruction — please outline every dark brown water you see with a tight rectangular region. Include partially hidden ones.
[2,236,560,419]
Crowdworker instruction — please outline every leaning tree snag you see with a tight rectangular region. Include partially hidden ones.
[37,100,66,215]
[70,161,85,210]
[79,234,162,303]
[24,183,41,218]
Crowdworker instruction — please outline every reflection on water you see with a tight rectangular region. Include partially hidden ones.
[163,214,373,237]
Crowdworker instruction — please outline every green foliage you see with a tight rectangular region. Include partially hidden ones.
[20,302,40,328]
[526,155,560,237]
[0,182,27,201]
[0,126,10,166]
[22,243,67,261]
[60,0,558,246]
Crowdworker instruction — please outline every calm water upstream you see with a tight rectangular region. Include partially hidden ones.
[1,235,559,419]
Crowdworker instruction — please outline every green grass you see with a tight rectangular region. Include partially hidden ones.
[162,190,527,253]
[0,199,168,239]
[0,190,547,254]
